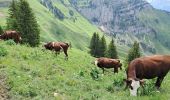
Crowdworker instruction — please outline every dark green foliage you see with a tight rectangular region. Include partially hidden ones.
[106,38,118,59]
[6,0,19,30]
[127,41,141,63]
[5,40,16,45]
[0,46,8,57]
[0,25,3,35]
[53,7,65,20]
[98,35,107,57]
[69,10,74,16]
[17,0,40,47]
[90,68,100,80]
[89,32,100,57]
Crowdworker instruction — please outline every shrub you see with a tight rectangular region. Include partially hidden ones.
[90,68,100,80]
[5,40,16,45]
[138,79,158,96]
[0,46,8,57]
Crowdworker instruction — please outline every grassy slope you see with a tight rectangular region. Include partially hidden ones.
[0,0,103,50]
[137,8,170,54]
[0,41,170,99]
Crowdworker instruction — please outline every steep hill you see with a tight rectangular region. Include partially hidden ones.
[70,0,170,54]
[0,41,170,99]
[0,0,105,51]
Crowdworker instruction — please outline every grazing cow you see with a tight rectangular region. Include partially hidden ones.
[124,55,170,96]
[0,30,22,43]
[44,42,69,60]
[94,57,122,73]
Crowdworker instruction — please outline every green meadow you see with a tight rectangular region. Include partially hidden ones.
[0,41,169,99]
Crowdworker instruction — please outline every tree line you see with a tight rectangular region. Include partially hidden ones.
[3,0,40,47]
[89,32,141,63]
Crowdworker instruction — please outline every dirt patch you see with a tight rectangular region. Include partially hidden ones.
[0,71,9,100]
[0,12,5,17]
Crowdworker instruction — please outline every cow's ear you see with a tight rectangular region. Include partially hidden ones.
[140,80,145,86]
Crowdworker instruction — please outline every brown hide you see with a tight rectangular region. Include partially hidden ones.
[0,30,22,43]
[95,57,122,73]
[126,55,170,89]
[44,42,69,59]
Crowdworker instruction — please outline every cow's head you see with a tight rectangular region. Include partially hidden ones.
[124,78,144,96]
[91,59,98,65]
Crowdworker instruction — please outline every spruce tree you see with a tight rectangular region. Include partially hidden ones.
[0,26,3,35]
[6,0,19,30]
[90,32,97,56]
[89,32,100,57]
[99,35,107,57]
[17,0,40,46]
[127,41,141,63]
[106,38,118,59]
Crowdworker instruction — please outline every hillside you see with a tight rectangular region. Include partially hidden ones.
[0,0,105,51]
[0,41,170,99]
[71,0,170,54]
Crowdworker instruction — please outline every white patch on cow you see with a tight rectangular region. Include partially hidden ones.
[52,42,55,47]
[95,60,98,66]
[129,80,140,96]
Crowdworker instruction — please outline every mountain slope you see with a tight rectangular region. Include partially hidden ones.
[1,41,170,99]
[0,0,104,50]
[70,0,170,54]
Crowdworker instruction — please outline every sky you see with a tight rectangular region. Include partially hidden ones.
[146,0,170,12]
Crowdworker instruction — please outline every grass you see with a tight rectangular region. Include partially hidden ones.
[0,41,170,99]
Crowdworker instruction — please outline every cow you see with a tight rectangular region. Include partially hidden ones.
[44,42,69,60]
[94,57,122,73]
[124,55,170,96]
[0,30,22,43]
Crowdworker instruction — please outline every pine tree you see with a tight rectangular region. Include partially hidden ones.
[90,32,97,56]
[106,38,118,59]
[6,0,19,30]
[95,33,100,57]
[89,32,100,57]
[127,41,141,63]
[17,0,40,46]
[99,35,107,57]
[0,26,3,35]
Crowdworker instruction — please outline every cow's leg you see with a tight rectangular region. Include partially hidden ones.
[114,67,118,73]
[155,77,164,90]
[101,67,105,74]
[63,49,68,60]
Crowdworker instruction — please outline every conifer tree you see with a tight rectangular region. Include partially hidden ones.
[6,0,19,30]
[99,35,107,57]
[95,33,100,57]
[17,0,40,46]
[127,41,141,63]
[89,32,100,57]
[0,26,3,35]
[90,32,97,56]
[106,38,118,59]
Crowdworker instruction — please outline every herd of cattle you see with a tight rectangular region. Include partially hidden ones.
[1,30,170,96]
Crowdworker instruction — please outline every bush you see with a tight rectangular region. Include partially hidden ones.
[0,46,8,57]
[5,40,16,45]
[138,79,158,96]
[90,68,100,80]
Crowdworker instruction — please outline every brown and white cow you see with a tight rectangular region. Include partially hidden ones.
[94,57,122,73]
[44,42,69,60]
[124,55,170,96]
[0,30,22,43]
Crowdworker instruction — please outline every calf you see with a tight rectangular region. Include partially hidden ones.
[44,42,69,60]
[0,30,22,43]
[124,55,170,96]
[94,57,122,73]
